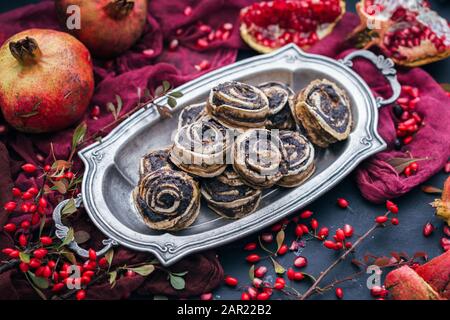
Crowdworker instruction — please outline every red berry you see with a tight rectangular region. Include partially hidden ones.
[422,222,434,237]
[247,287,258,299]
[22,163,37,173]
[386,200,397,212]
[261,233,273,243]
[375,216,388,224]
[440,238,450,251]
[391,217,399,225]
[295,225,304,237]
[324,240,337,250]
[443,226,450,237]
[42,266,52,278]
[370,285,386,297]
[254,266,267,278]
[76,290,86,301]
[224,276,238,287]
[345,242,352,249]
[200,293,213,300]
[294,256,307,268]
[88,249,97,261]
[48,260,56,269]
[299,224,309,233]
[29,258,41,269]
[12,187,22,197]
[241,292,251,300]
[1,248,13,255]
[44,165,51,172]
[246,254,260,263]
[19,234,27,247]
[277,244,288,256]
[27,187,38,196]
[3,223,16,233]
[337,198,349,208]
[343,224,354,237]
[33,249,48,259]
[287,268,295,280]
[300,210,313,219]
[22,192,33,200]
[317,227,329,239]
[335,229,345,242]
[409,162,418,172]
[52,283,65,292]
[335,287,344,299]
[31,213,40,225]
[271,223,282,232]
[40,236,53,246]
[98,257,109,268]
[404,166,412,176]
[65,172,74,180]
[257,292,270,300]
[19,262,29,273]
[90,105,101,118]
[4,201,17,212]
[244,242,257,251]
[252,278,263,288]
[38,198,47,208]
[273,278,285,290]
[81,275,91,284]
[310,218,319,230]
[9,250,20,258]
[294,272,304,281]
[29,204,37,213]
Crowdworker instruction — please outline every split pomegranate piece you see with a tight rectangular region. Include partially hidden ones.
[353,0,450,66]
[240,0,345,53]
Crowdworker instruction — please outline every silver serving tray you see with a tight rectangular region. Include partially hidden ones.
[53,44,401,266]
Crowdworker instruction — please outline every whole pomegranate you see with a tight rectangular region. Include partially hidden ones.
[0,29,94,133]
[55,0,148,58]
[240,0,346,53]
[352,0,450,66]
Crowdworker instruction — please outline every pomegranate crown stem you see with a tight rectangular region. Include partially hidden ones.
[105,0,135,19]
[9,37,42,65]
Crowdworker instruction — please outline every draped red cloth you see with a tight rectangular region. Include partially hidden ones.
[0,0,449,299]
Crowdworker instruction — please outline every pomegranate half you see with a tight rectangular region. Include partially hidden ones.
[0,29,94,133]
[240,0,346,53]
[353,0,450,67]
[55,0,148,58]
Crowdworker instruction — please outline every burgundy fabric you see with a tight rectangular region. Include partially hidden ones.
[308,14,450,203]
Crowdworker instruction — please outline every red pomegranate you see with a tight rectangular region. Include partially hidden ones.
[240,0,346,53]
[352,0,450,66]
[55,0,148,58]
[0,29,94,133]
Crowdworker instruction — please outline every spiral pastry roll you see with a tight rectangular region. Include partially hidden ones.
[178,102,206,129]
[294,79,352,148]
[170,116,231,178]
[134,167,200,231]
[207,81,270,129]
[139,147,173,179]
[233,129,287,189]
[258,82,296,130]
[277,131,315,188]
[201,167,262,219]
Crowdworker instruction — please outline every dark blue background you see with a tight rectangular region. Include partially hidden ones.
[1,0,449,300]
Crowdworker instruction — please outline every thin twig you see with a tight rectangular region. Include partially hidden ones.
[0,259,20,274]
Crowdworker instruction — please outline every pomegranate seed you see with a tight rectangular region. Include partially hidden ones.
[277,244,288,255]
[90,105,101,118]
[22,163,37,173]
[3,223,16,233]
[335,229,345,242]
[19,262,29,273]
[295,225,304,237]
[445,162,450,173]
[4,201,17,212]
[324,240,337,250]
[391,217,399,225]
[183,6,192,16]
[300,210,313,219]
[257,292,270,300]
[29,258,41,269]
[76,290,86,301]
[199,24,212,33]
[12,187,22,197]
[223,22,233,31]
[310,218,318,230]
[317,227,329,239]
[241,292,251,300]
[52,283,65,293]
[40,236,53,246]
[261,233,273,243]
[422,222,434,237]
[246,254,260,263]
[197,59,210,71]
[294,256,307,268]
[19,234,27,247]
[196,38,209,49]
[34,249,48,259]
[221,31,231,41]
[375,216,388,224]
[88,249,97,261]
[169,39,179,51]
[337,198,349,208]
[200,293,213,300]
[343,224,354,237]
[0,125,7,135]
[335,287,344,299]
[243,242,257,251]
[254,266,267,278]
[215,29,223,40]
[224,276,238,287]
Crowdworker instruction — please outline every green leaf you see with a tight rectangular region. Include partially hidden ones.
[167,97,177,109]
[386,157,428,174]
[115,95,123,118]
[72,122,87,150]
[105,249,114,267]
[28,272,49,289]
[74,230,91,244]
[61,198,77,216]
[60,227,74,248]
[19,252,30,263]
[60,250,77,264]
[51,160,72,171]
[154,85,164,97]
[26,273,47,300]
[109,271,117,287]
[168,91,183,98]
[38,216,46,237]
[129,264,155,277]
[270,256,285,274]
[248,265,255,281]
[170,271,188,277]
[169,274,186,290]
[107,102,117,120]
[52,180,68,195]
[440,83,450,92]
[276,230,285,251]
[421,185,442,194]
[162,80,171,92]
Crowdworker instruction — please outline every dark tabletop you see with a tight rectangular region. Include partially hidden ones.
[1,0,449,300]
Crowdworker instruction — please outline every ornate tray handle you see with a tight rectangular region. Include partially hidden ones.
[52,194,118,258]
[339,50,401,107]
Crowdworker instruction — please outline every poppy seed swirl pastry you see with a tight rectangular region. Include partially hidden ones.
[233,129,287,189]
[206,81,270,129]
[139,147,173,179]
[134,167,200,231]
[258,82,296,130]
[170,116,231,178]
[293,79,352,148]
[201,167,262,219]
[277,131,315,188]
[178,102,206,129]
